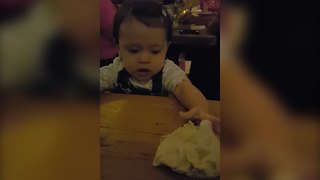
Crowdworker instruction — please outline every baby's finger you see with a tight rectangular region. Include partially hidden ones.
[179,111,193,120]
[203,114,220,122]
[179,109,197,120]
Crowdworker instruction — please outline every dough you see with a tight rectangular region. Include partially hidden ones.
[153,120,220,179]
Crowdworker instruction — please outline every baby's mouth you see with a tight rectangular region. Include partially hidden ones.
[136,68,151,77]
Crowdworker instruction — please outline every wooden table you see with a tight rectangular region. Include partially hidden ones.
[100,93,220,180]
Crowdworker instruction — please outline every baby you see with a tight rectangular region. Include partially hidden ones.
[100,1,219,126]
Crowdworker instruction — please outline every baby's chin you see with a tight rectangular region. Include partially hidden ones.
[130,70,156,84]
[132,76,152,84]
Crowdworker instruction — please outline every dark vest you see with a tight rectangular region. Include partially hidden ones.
[111,68,169,96]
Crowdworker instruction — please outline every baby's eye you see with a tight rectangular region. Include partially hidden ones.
[151,50,161,54]
[127,49,139,54]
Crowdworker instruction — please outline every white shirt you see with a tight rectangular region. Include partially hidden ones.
[100,57,187,93]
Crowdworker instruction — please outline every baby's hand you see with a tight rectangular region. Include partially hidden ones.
[179,106,220,135]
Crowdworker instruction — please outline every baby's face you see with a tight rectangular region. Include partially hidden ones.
[118,17,168,84]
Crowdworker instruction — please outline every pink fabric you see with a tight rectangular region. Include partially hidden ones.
[100,0,118,60]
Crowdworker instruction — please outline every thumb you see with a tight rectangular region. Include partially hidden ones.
[179,108,197,120]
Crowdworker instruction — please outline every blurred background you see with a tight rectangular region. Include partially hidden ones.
[220,0,320,179]
[1,0,99,98]
[1,0,100,179]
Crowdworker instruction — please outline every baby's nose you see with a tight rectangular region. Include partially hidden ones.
[138,52,151,64]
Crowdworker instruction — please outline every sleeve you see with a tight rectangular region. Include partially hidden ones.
[100,58,121,91]
[162,60,188,93]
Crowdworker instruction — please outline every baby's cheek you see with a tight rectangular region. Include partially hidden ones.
[122,63,133,73]
[155,60,165,70]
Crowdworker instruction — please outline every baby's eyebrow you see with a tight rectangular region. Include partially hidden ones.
[124,43,141,48]
[150,44,164,48]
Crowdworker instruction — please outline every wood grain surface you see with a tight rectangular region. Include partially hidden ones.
[100,93,220,180]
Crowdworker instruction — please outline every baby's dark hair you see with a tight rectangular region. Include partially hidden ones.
[113,0,172,44]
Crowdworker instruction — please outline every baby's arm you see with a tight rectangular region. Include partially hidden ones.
[173,80,220,134]
[173,79,208,111]
[163,60,219,123]
[100,61,119,92]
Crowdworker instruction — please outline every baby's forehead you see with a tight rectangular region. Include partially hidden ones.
[120,16,166,30]
[119,17,167,43]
